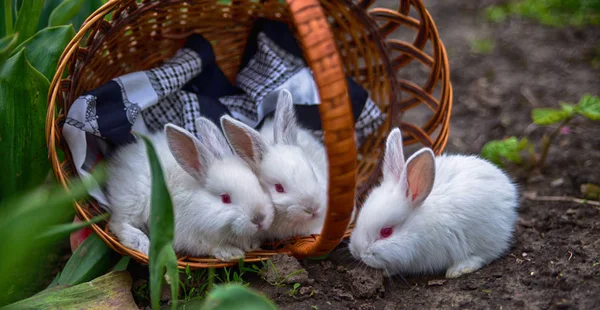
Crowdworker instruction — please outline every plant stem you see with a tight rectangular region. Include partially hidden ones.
[538,116,573,167]
[523,192,600,208]
[207,267,215,293]
[4,0,12,35]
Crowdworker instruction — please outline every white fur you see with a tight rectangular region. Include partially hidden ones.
[106,117,274,261]
[349,128,518,278]
[221,90,330,240]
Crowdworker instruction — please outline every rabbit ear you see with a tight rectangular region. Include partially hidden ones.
[164,124,210,184]
[403,148,436,207]
[383,128,406,182]
[273,89,298,145]
[220,115,266,173]
[195,117,232,159]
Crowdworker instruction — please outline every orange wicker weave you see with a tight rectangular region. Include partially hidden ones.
[46,0,452,269]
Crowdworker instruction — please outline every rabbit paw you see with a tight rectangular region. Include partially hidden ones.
[123,238,150,256]
[213,246,245,262]
[112,222,150,255]
[445,256,486,278]
[244,240,262,252]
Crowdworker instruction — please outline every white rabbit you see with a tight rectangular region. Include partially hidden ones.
[349,128,518,278]
[105,117,274,262]
[219,89,331,240]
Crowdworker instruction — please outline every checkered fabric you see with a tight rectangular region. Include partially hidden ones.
[62,18,385,207]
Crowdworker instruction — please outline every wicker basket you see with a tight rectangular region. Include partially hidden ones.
[47,0,452,269]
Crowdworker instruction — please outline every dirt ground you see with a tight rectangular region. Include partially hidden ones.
[248,0,600,309]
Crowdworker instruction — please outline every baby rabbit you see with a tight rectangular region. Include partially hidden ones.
[349,128,518,278]
[106,117,274,261]
[219,90,328,240]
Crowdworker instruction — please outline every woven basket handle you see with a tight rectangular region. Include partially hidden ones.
[285,0,357,258]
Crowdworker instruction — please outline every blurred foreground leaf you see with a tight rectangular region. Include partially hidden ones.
[0,165,105,305]
[141,135,179,310]
[2,271,138,310]
[199,284,278,310]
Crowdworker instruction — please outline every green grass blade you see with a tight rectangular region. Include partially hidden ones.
[37,213,109,242]
[140,134,179,310]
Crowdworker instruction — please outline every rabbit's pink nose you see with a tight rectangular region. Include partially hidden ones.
[304,207,319,217]
[251,213,266,229]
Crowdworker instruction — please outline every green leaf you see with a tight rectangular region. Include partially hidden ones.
[10,25,75,80]
[37,213,109,242]
[200,284,278,310]
[485,6,508,23]
[48,0,86,27]
[69,0,107,31]
[0,33,18,61]
[0,49,50,203]
[3,271,138,309]
[531,107,572,125]
[52,233,121,288]
[112,256,131,272]
[37,0,64,31]
[13,0,45,46]
[141,134,179,310]
[577,94,600,120]
[481,136,532,167]
[559,102,576,114]
[2,0,14,36]
[0,169,104,305]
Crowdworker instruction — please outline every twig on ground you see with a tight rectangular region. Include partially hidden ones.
[523,192,600,207]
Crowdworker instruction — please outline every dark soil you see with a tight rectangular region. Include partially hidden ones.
[248,0,600,309]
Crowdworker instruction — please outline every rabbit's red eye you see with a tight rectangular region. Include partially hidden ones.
[379,227,393,239]
[220,194,231,204]
[275,184,285,193]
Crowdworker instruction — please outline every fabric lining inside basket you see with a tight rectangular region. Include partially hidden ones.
[62,18,386,210]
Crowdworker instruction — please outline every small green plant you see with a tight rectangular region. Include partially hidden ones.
[210,259,259,288]
[179,265,209,303]
[485,0,600,27]
[470,37,495,55]
[133,281,150,305]
[482,94,600,168]
[287,283,301,297]
[260,259,305,288]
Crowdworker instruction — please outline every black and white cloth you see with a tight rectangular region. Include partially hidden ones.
[62,18,385,207]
